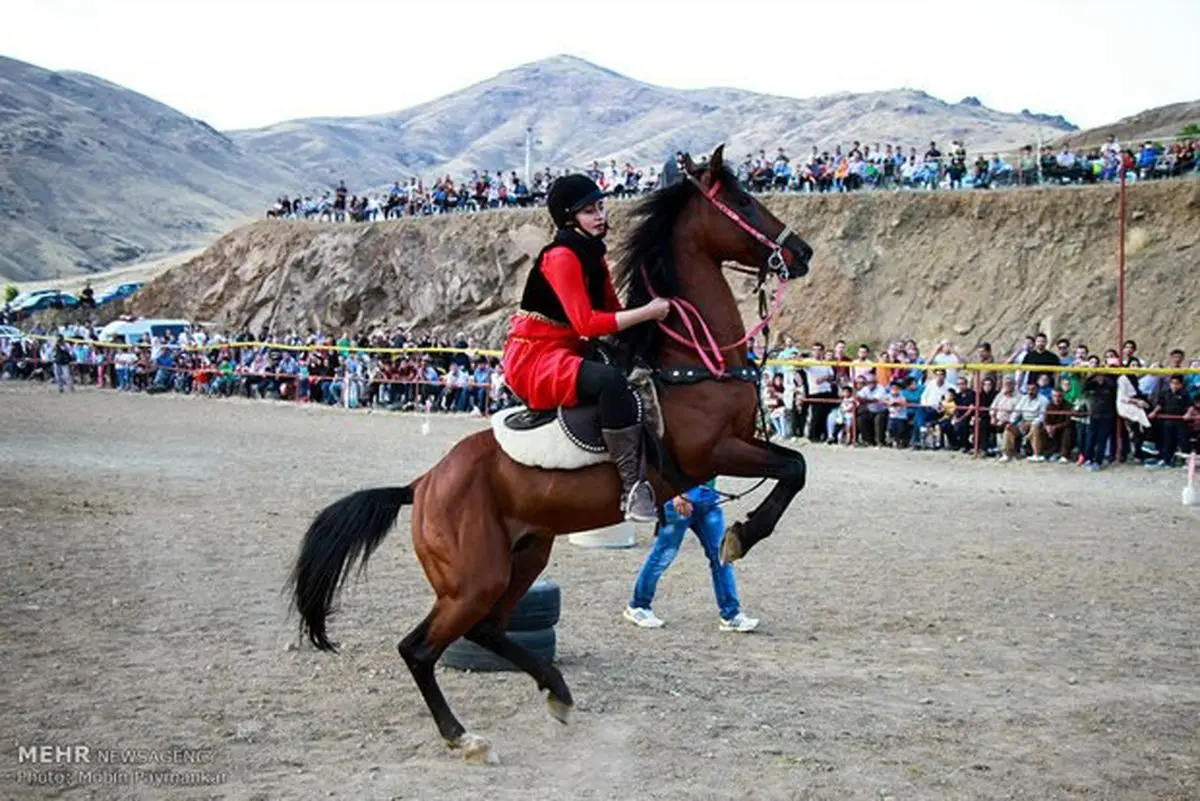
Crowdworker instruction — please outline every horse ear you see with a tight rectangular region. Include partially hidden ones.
[709,143,726,175]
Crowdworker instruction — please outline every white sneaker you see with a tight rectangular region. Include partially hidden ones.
[1028,455,1046,463]
[719,612,759,632]
[623,606,665,628]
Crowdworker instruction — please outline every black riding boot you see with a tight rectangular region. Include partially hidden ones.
[600,424,657,522]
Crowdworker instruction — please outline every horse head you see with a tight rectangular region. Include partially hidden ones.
[674,143,812,279]
[616,144,812,367]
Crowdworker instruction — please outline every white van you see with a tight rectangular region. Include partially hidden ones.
[98,318,191,345]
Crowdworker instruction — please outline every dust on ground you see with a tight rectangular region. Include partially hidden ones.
[0,383,1197,801]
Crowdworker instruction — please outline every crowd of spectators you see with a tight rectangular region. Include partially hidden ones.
[733,136,1196,193]
[4,320,1197,471]
[0,323,517,415]
[266,163,660,221]
[757,334,1200,470]
[265,135,1198,220]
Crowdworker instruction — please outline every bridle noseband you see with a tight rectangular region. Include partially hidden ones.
[685,173,794,281]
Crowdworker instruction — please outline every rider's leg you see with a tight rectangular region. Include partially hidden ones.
[576,361,656,521]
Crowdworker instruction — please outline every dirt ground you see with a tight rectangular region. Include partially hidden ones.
[1,382,1197,801]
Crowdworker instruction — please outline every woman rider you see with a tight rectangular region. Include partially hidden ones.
[501,174,670,521]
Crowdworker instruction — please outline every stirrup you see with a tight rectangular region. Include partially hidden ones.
[622,481,657,522]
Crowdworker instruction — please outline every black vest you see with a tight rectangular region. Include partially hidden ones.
[518,228,610,326]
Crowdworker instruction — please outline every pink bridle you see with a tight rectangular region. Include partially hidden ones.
[644,174,796,377]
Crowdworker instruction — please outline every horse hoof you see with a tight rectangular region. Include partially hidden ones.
[719,527,744,565]
[451,732,500,766]
[546,693,573,725]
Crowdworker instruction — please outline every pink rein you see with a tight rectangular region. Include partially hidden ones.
[643,269,787,377]
[642,177,793,377]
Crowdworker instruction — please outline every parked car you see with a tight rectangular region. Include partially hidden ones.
[10,292,79,315]
[98,318,190,345]
[96,282,144,306]
[0,324,23,341]
[8,289,60,308]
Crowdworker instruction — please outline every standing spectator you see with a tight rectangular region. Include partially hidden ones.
[52,335,74,393]
[1082,352,1120,471]
[803,342,837,442]
[623,479,759,632]
[1021,333,1061,391]
[884,381,909,446]
[930,339,964,386]
[948,376,977,451]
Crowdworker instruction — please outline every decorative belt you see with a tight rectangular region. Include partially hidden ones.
[514,310,570,328]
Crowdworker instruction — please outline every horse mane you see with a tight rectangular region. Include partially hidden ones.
[611,163,738,364]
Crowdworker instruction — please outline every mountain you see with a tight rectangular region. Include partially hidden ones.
[231,54,1078,189]
[1051,99,1200,150]
[1,53,1085,281]
[0,55,300,281]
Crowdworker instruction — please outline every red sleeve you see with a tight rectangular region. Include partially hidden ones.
[539,248,620,338]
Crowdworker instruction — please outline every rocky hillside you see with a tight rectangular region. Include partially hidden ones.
[129,180,1199,359]
[232,54,1078,189]
[0,55,301,281]
[1052,100,1200,150]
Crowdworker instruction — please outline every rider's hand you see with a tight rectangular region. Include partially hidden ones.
[645,297,671,321]
[671,496,693,517]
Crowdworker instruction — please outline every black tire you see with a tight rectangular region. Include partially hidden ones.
[505,578,561,631]
[441,627,556,672]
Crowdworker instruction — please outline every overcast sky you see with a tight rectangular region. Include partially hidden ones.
[2,0,1195,131]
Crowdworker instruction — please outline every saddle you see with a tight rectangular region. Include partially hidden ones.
[491,346,665,472]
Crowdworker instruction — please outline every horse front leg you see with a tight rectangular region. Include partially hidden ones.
[708,438,807,564]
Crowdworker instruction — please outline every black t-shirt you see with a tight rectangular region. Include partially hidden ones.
[1084,375,1117,418]
[1022,348,1060,386]
[1159,387,1190,416]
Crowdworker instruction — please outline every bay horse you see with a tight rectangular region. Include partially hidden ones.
[290,143,814,763]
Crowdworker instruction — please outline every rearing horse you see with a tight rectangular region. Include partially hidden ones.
[290,143,814,763]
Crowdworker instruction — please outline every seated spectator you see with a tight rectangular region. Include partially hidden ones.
[1041,386,1076,462]
[913,369,950,448]
[990,377,1020,461]
[854,375,889,446]
[1011,381,1050,461]
[1148,374,1192,468]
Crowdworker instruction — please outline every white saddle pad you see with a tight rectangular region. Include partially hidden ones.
[491,407,610,471]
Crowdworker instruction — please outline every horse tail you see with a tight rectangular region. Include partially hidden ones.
[289,485,414,652]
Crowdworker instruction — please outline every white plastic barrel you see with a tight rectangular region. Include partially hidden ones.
[568,521,637,548]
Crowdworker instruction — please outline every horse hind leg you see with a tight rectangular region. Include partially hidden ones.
[398,496,513,764]
[465,534,574,724]
[398,591,509,765]
[397,614,465,742]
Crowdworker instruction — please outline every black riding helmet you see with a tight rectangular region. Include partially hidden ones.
[547,174,605,230]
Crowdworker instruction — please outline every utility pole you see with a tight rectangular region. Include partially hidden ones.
[524,126,542,188]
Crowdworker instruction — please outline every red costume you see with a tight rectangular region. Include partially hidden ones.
[502,245,624,410]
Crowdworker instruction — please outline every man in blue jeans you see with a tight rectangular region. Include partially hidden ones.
[623,478,759,632]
